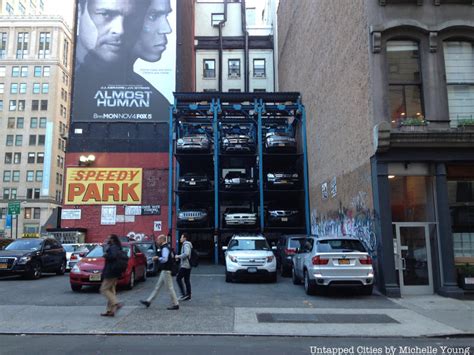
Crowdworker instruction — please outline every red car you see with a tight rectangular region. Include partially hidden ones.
[69,242,147,292]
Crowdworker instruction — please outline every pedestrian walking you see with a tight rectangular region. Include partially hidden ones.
[175,233,192,301]
[140,234,179,310]
[100,234,124,317]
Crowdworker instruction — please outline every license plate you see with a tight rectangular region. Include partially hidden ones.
[188,218,195,221]
[281,217,288,222]
[235,144,242,148]
[278,143,285,146]
[247,267,257,273]
[280,180,287,183]
[465,277,474,285]
[338,259,350,265]
[89,274,101,281]
[0,263,7,269]
[189,181,196,185]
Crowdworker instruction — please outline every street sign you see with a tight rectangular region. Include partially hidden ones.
[7,201,20,215]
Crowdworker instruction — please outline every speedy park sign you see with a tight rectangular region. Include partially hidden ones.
[65,168,142,205]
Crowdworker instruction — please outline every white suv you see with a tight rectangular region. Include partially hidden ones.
[222,234,277,283]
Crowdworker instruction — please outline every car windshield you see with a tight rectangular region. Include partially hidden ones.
[318,239,367,252]
[289,238,304,248]
[63,244,82,252]
[5,239,43,251]
[86,245,131,258]
[228,239,270,251]
[137,243,156,254]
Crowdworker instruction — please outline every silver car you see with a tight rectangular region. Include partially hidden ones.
[292,236,374,295]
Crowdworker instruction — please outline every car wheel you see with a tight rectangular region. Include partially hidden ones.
[71,284,82,292]
[361,284,373,296]
[292,267,300,285]
[127,270,135,289]
[56,259,66,275]
[225,271,232,283]
[26,262,42,280]
[304,270,317,295]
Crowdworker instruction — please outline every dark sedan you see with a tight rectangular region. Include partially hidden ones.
[178,172,211,190]
[267,208,300,226]
[275,234,305,276]
[223,171,254,189]
[266,172,300,189]
[0,238,66,279]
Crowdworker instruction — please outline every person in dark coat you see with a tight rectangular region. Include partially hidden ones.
[100,234,124,317]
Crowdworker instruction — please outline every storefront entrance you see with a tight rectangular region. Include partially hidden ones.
[394,222,434,295]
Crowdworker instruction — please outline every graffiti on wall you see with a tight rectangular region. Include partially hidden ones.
[311,191,377,255]
[127,231,147,241]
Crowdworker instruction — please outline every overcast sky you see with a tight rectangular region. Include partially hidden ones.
[43,0,75,28]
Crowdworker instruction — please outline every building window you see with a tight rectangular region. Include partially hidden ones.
[0,32,7,59]
[63,39,69,67]
[13,153,21,164]
[9,100,16,111]
[24,208,32,219]
[40,100,48,110]
[387,40,424,128]
[211,13,225,27]
[27,153,35,163]
[228,59,241,78]
[19,83,27,94]
[0,66,5,76]
[30,117,38,128]
[0,100,3,111]
[15,135,22,146]
[12,170,20,182]
[6,135,13,146]
[26,170,34,182]
[0,83,4,93]
[34,208,41,219]
[253,89,266,92]
[39,117,47,128]
[34,66,41,77]
[37,153,44,163]
[12,66,20,77]
[4,153,12,164]
[38,32,51,58]
[16,117,24,128]
[35,170,43,182]
[228,89,241,92]
[6,2,14,14]
[3,188,10,200]
[18,100,25,111]
[42,83,49,94]
[33,83,40,94]
[32,100,39,111]
[443,41,474,126]
[10,83,18,94]
[3,171,11,182]
[203,59,216,78]
[253,59,266,78]
[43,66,50,77]
[29,135,36,146]
[7,117,15,128]
[16,32,29,59]
[21,66,28,77]
[38,135,45,145]
[34,188,40,199]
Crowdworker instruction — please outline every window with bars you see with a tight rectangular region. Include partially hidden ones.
[38,32,51,58]
[387,40,424,128]
[253,59,266,78]
[443,41,474,127]
[228,59,241,78]
[16,32,29,59]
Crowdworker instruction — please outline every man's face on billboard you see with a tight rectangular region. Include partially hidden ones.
[133,0,172,62]
[80,0,143,63]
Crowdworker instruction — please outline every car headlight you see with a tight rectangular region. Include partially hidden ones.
[228,255,237,263]
[288,138,296,142]
[177,139,184,144]
[18,256,32,264]
[292,173,299,178]
[267,173,275,178]
[71,265,81,273]
[267,255,274,262]
[223,138,229,143]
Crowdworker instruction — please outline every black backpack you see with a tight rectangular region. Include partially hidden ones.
[115,249,129,275]
[189,246,199,267]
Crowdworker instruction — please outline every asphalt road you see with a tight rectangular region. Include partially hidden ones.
[1,335,473,355]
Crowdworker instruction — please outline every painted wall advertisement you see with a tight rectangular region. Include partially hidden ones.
[64,168,142,205]
[72,0,177,123]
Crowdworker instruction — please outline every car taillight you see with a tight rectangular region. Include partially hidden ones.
[312,256,329,265]
[267,255,274,262]
[285,248,296,255]
[70,254,78,260]
[360,256,372,265]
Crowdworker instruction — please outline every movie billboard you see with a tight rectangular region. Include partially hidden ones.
[72,0,176,123]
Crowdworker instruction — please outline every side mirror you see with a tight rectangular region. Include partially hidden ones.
[222,246,228,251]
[271,246,277,251]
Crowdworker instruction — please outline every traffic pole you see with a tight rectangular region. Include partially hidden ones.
[15,215,18,239]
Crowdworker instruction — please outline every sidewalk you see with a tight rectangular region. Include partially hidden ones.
[0,265,472,337]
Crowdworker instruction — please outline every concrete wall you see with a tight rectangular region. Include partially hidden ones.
[278,0,374,232]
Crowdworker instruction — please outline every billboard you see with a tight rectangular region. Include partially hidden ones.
[65,168,142,205]
[72,0,176,123]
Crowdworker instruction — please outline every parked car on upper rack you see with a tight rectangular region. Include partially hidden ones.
[264,131,297,152]
[223,171,255,190]
[0,238,66,279]
[135,241,159,276]
[69,242,147,292]
[292,236,374,295]
[223,207,257,227]
[221,124,256,153]
[178,172,211,190]
[267,206,300,226]
[275,234,306,277]
[222,233,277,283]
[266,171,300,189]
[176,134,211,152]
[63,243,96,271]
[177,205,210,227]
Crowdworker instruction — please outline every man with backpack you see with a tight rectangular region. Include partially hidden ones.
[140,234,179,310]
[175,233,195,301]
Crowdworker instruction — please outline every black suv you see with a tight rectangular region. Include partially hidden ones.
[275,234,305,276]
[223,171,254,189]
[178,172,211,190]
[0,238,66,279]
[221,124,256,153]
[177,205,210,227]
